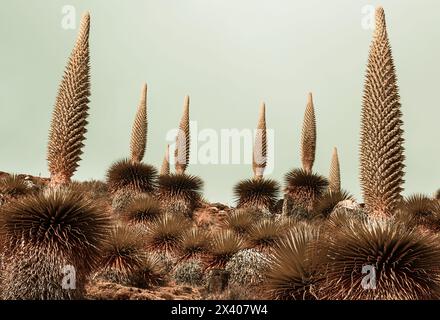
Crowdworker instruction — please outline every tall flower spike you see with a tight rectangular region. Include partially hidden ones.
[47,12,91,187]
[175,95,190,174]
[130,83,148,163]
[252,102,267,179]
[300,93,316,173]
[160,145,170,176]
[328,147,341,193]
[360,7,405,217]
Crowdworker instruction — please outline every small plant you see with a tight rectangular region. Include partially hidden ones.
[233,178,280,214]
[225,249,270,286]
[173,259,205,286]
[0,188,111,299]
[246,219,286,252]
[265,225,323,300]
[205,230,244,269]
[99,225,166,288]
[178,228,212,261]
[106,158,158,194]
[321,218,440,299]
[145,214,189,254]
[283,168,328,217]
[396,194,440,232]
[0,174,31,203]
[233,103,280,214]
[223,208,259,236]
[157,173,203,216]
[120,195,162,225]
[311,189,354,219]
[47,13,91,187]
[99,225,145,282]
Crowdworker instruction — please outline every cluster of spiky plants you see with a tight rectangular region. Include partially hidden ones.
[177,228,212,261]
[223,208,259,236]
[265,225,323,300]
[173,259,206,286]
[320,218,440,299]
[144,214,189,254]
[283,168,328,217]
[157,173,203,216]
[359,7,405,217]
[225,249,270,286]
[204,230,245,269]
[120,195,162,225]
[99,225,165,288]
[99,225,146,282]
[0,174,32,204]
[106,83,158,200]
[246,219,287,252]
[311,190,354,220]
[47,13,91,187]
[396,194,440,232]
[233,104,280,214]
[233,178,280,214]
[156,96,205,217]
[106,158,158,194]
[282,93,331,218]
[0,189,111,299]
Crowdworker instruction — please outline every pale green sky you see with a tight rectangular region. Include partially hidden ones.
[0,0,438,205]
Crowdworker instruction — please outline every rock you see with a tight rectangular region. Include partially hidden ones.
[207,269,230,293]
[209,203,229,210]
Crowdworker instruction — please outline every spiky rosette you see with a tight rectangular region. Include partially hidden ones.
[47,13,91,186]
[157,173,203,216]
[130,83,148,163]
[205,230,245,269]
[265,225,323,300]
[252,102,267,179]
[233,178,280,213]
[0,188,111,299]
[106,158,158,194]
[178,228,212,261]
[224,208,259,236]
[144,214,189,254]
[311,190,354,219]
[175,95,190,174]
[120,195,162,225]
[396,194,440,233]
[100,225,145,275]
[0,174,32,202]
[300,93,316,173]
[283,168,328,216]
[359,7,405,217]
[246,219,286,252]
[99,225,165,288]
[328,147,341,193]
[321,218,440,299]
